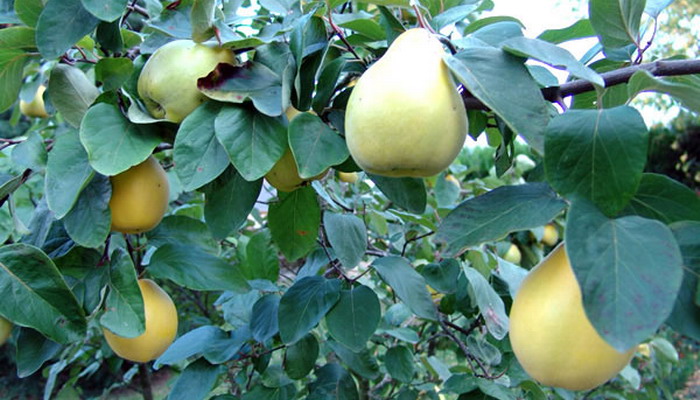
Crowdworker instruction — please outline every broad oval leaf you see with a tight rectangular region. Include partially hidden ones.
[325,285,380,352]
[667,221,700,341]
[48,64,100,128]
[372,256,437,321]
[627,70,700,114]
[0,27,38,112]
[622,173,700,223]
[327,341,381,380]
[80,0,128,22]
[268,186,321,261]
[323,212,367,269]
[462,266,509,340]
[63,174,111,248]
[369,174,427,215]
[44,130,94,219]
[0,244,86,344]
[250,294,280,343]
[277,276,340,344]
[15,328,62,378]
[566,198,683,351]
[588,0,645,50]
[308,363,359,400]
[167,359,221,400]
[385,346,414,383]
[284,333,319,379]
[203,166,262,240]
[545,105,648,216]
[156,325,229,368]
[146,215,220,255]
[421,259,461,294]
[99,248,145,338]
[36,0,99,59]
[289,113,349,179]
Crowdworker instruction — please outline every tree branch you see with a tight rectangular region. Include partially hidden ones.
[462,58,700,110]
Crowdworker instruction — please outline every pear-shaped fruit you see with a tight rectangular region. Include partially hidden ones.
[503,244,522,264]
[0,316,12,345]
[20,85,49,118]
[344,28,467,177]
[137,40,236,123]
[509,244,635,391]
[109,156,169,234]
[103,279,178,363]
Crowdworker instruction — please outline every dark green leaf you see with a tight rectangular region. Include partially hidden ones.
[372,257,437,321]
[63,174,111,248]
[566,198,683,351]
[431,4,480,30]
[537,19,595,44]
[242,384,296,400]
[148,243,250,293]
[622,173,700,223]
[325,285,380,352]
[323,212,367,270]
[627,70,700,114]
[156,325,228,367]
[214,106,287,181]
[385,346,414,383]
[95,58,133,91]
[312,57,346,113]
[369,175,426,214]
[44,129,94,219]
[48,64,100,128]
[99,248,145,338]
[80,103,162,176]
[11,131,47,171]
[327,341,381,380]
[203,166,262,240]
[15,328,62,378]
[250,294,280,343]
[545,106,648,216]
[146,215,220,255]
[0,27,37,112]
[268,186,321,261]
[96,19,123,53]
[289,113,349,179]
[308,363,358,400]
[445,48,548,152]
[278,276,340,344]
[435,183,566,256]
[462,266,509,340]
[174,102,230,191]
[667,221,700,341]
[421,259,460,294]
[0,244,86,344]
[284,333,319,379]
[36,0,99,59]
[242,230,279,281]
[167,359,221,400]
[589,0,645,50]
[81,0,128,21]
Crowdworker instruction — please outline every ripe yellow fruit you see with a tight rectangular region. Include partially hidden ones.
[0,316,12,345]
[109,156,169,234]
[445,174,461,188]
[542,224,559,246]
[19,85,49,118]
[503,244,522,264]
[345,28,467,177]
[509,244,635,391]
[137,40,236,123]
[338,171,359,183]
[265,148,326,192]
[103,279,178,363]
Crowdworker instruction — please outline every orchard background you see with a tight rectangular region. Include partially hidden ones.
[0,0,699,399]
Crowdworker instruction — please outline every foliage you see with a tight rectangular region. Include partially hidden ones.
[0,0,699,399]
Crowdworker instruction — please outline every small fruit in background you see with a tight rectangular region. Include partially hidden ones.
[0,316,12,345]
[338,171,359,183]
[103,279,178,363]
[542,224,559,246]
[109,156,170,234]
[266,148,327,192]
[445,174,461,189]
[509,244,636,391]
[19,85,49,118]
[503,244,522,264]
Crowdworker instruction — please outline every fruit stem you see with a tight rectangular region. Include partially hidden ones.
[138,363,153,400]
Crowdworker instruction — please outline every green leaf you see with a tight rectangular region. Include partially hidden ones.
[589,0,645,50]
[242,385,296,400]
[0,244,86,344]
[308,363,359,400]
[63,174,111,248]
[385,346,414,383]
[36,0,99,59]
[323,212,367,270]
[215,106,287,181]
[259,0,297,13]
[312,57,346,113]
[462,266,509,340]
[96,20,124,53]
[156,325,229,367]
[431,4,480,30]
[501,37,604,87]
[81,0,128,22]
[48,64,100,128]
[174,102,230,191]
[622,173,700,223]
[372,257,437,321]
[44,130,94,219]
[667,221,700,341]
[15,0,43,27]
[80,103,162,175]
[250,294,280,343]
[627,70,700,114]
[191,0,216,42]
[445,48,549,153]
[644,0,674,17]
[268,186,321,261]
[243,230,279,281]
[278,276,340,344]
[167,359,221,400]
[12,131,47,172]
[284,333,319,379]
[148,243,250,293]
[421,259,460,294]
[95,58,133,92]
[327,341,381,380]
[325,285,380,352]
[15,328,62,378]
[203,167,262,240]
[146,215,220,255]
[435,183,566,256]
[369,175,427,214]
[99,248,146,338]
[566,198,683,351]
[0,27,37,112]
[289,113,349,179]
[537,19,595,44]
[545,106,648,216]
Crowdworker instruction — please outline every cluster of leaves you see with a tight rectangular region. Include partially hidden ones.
[0,0,699,399]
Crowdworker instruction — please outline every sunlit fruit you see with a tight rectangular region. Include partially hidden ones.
[509,244,636,391]
[137,39,236,122]
[109,156,169,234]
[338,171,359,183]
[503,244,522,264]
[345,28,467,177]
[0,316,12,345]
[19,85,49,118]
[103,279,178,363]
[542,224,559,246]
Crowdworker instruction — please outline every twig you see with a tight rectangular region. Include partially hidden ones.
[137,363,153,400]
[412,4,436,34]
[325,3,366,66]
[438,318,504,379]
[401,230,435,257]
